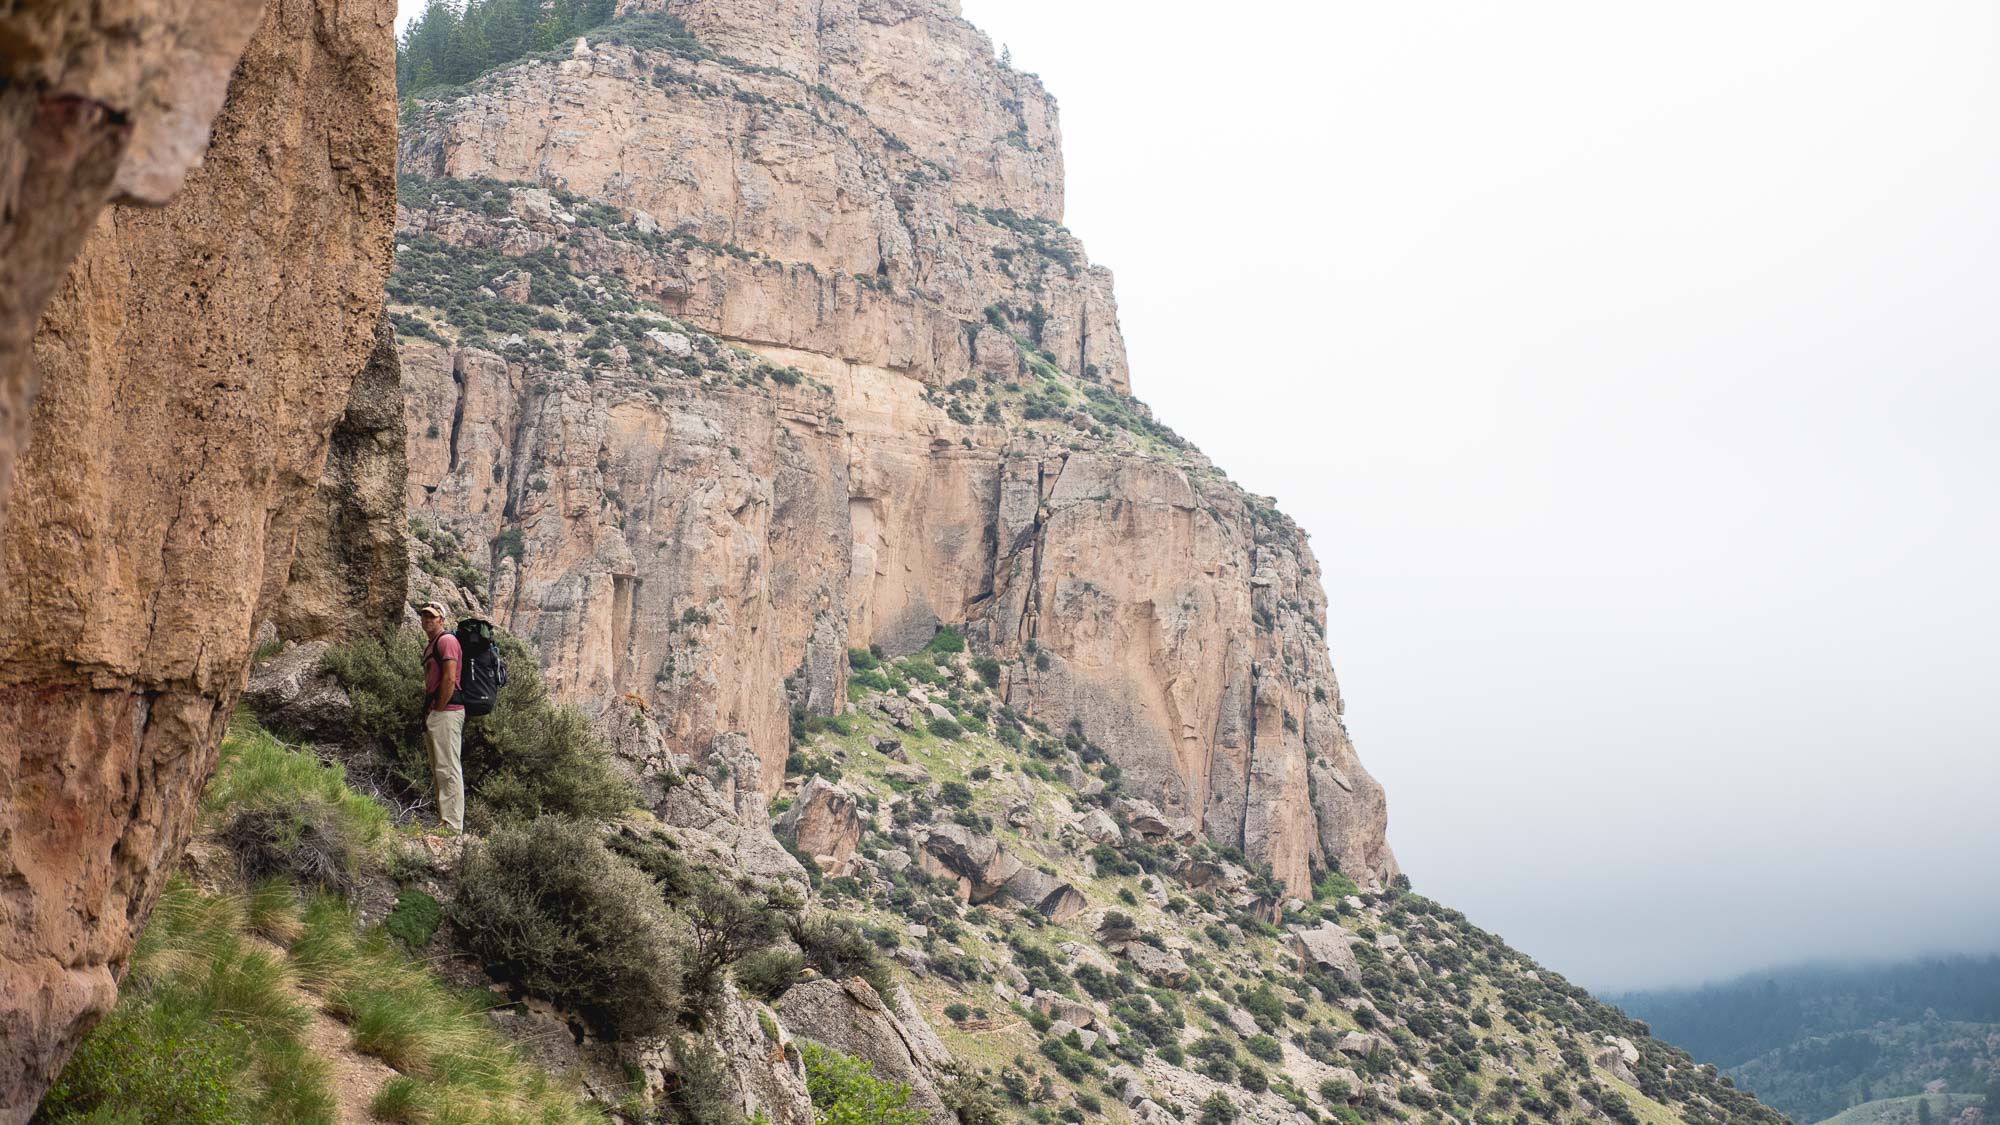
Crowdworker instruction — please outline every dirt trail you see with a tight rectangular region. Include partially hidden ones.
[250,935,399,1122]
[303,1004,400,1123]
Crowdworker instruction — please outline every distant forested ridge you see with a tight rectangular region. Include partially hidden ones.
[397,0,618,96]
[1612,956,2000,1122]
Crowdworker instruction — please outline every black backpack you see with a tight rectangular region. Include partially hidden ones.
[451,617,508,716]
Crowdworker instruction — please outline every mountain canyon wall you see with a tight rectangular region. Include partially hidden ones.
[393,0,1396,898]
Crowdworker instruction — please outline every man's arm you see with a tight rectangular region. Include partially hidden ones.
[434,656,458,712]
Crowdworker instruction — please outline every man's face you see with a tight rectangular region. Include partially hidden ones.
[421,613,443,638]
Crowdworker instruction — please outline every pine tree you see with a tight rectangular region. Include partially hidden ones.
[1917,1097,1932,1125]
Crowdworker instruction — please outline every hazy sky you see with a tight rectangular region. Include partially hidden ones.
[397,2,2000,990]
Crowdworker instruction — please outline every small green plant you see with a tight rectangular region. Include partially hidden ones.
[802,1042,928,1125]
[793,915,895,999]
[384,890,442,948]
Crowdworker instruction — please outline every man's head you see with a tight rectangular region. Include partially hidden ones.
[418,602,450,638]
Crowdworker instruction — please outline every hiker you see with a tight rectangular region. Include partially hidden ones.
[418,602,465,833]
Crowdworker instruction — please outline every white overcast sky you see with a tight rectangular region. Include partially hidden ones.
[399,1,2000,991]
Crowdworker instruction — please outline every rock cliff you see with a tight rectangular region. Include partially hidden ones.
[0,0,397,1115]
[0,0,266,536]
[391,0,1395,899]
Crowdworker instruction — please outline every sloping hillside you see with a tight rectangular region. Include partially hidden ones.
[1613,960,2000,1121]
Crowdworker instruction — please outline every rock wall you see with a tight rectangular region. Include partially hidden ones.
[0,0,397,1116]
[0,0,264,537]
[393,0,1396,897]
[274,319,412,641]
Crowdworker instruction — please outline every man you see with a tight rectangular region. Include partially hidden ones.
[418,602,465,833]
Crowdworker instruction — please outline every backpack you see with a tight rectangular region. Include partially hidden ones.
[451,617,508,716]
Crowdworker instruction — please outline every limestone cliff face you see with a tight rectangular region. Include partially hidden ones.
[0,0,265,537]
[0,0,397,1115]
[393,0,1395,897]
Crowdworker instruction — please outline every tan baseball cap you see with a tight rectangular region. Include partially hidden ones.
[417,602,449,620]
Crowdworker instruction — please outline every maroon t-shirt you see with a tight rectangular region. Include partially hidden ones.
[424,632,465,712]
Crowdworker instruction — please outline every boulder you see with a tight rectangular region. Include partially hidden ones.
[242,641,351,741]
[1002,867,1087,923]
[1291,921,1362,975]
[1338,1031,1395,1058]
[775,776,861,875]
[920,824,1021,903]
[1116,941,1189,987]
[776,977,951,1122]
[1074,807,1120,843]
[1032,992,1097,1029]
[1223,1006,1260,1038]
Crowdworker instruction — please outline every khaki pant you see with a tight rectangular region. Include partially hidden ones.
[424,708,465,832]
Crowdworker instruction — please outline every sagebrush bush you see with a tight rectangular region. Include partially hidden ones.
[609,826,793,1018]
[319,628,429,788]
[216,805,357,894]
[794,915,895,999]
[733,947,804,1001]
[450,817,683,1038]
[468,638,635,823]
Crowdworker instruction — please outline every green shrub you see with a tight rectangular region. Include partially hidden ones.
[676,874,787,1018]
[794,915,895,999]
[846,647,879,671]
[35,1001,247,1124]
[802,1043,927,1125]
[1200,1092,1237,1125]
[941,1072,1003,1124]
[972,656,1002,687]
[925,626,966,655]
[449,817,683,1037]
[1245,1034,1282,1063]
[927,717,963,741]
[318,629,428,789]
[384,890,442,948]
[733,947,804,1001]
[466,634,636,823]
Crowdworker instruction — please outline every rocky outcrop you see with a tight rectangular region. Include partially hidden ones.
[918,823,1021,903]
[776,776,862,875]
[274,319,412,641]
[1001,866,1087,923]
[1291,921,1363,976]
[775,976,952,1123]
[0,0,265,538]
[390,0,1396,898]
[0,0,397,1115]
